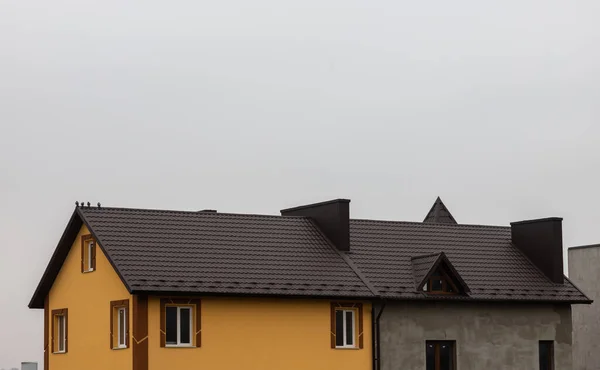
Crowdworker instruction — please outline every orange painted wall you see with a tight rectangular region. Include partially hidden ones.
[147,297,372,370]
[48,225,132,370]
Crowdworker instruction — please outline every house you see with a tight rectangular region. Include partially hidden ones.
[29,198,590,370]
[568,244,600,370]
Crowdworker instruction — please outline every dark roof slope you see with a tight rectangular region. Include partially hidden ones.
[347,219,588,302]
[410,253,440,288]
[30,205,590,308]
[86,207,374,297]
[423,197,457,224]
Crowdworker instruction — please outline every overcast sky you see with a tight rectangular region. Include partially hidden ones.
[1,0,599,367]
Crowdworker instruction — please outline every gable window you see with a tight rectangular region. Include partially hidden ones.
[51,308,68,354]
[81,234,96,273]
[330,302,364,349]
[422,268,458,294]
[426,341,455,370]
[160,298,201,348]
[539,341,554,370]
[110,300,129,349]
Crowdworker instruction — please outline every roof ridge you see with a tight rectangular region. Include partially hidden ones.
[79,206,510,229]
[306,219,379,297]
[350,218,509,229]
[79,206,307,219]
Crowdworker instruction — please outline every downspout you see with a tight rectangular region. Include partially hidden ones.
[372,300,387,370]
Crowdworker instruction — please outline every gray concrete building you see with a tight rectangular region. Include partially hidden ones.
[568,245,600,370]
[379,302,573,370]
[367,198,591,370]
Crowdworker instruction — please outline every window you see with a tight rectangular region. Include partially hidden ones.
[539,341,554,370]
[81,234,96,272]
[110,300,129,349]
[335,309,355,348]
[51,309,68,354]
[426,341,455,370]
[166,306,193,346]
[160,298,201,348]
[330,302,364,349]
[422,268,458,294]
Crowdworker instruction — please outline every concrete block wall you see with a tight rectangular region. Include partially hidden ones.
[379,301,572,370]
[569,246,600,370]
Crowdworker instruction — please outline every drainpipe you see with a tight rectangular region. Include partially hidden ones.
[372,300,387,370]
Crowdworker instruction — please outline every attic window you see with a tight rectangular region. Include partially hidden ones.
[81,234,96,273]
[422,267,458,294]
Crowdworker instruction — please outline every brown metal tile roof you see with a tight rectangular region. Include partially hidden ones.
[347,219,588,302]
[79,207,375,298]
[29,204,590,308]
[411,253,441,289]
[423,197,457,224]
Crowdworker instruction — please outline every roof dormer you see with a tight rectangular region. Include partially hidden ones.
[411,252,469,295]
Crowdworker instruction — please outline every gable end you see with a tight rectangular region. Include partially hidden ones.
[28,207,132,308]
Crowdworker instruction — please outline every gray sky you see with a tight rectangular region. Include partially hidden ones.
[1,0,599,367]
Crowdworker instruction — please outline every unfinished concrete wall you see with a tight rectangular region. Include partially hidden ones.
[568,246,600,370]
[380,301,572,370]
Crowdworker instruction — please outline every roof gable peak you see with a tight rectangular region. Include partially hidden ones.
[411,252,470,294]
[423,196,457,224]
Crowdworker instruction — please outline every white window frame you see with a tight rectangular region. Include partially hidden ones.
[336,309,356,349]
[56,315,66,353]
[86,240,94,272]
[117,307,127,348]
[166,305,193,347]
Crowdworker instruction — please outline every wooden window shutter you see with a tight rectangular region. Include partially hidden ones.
[190,299,201,347]
[159,299,167,347]
[51,311,55,353]
[64,308,69,353]
[110,302,114,349]
[125,304,130,348]
[80,237,85,273]
[330,303,336,348]
[357,303,364,349]
[91,241,97,270]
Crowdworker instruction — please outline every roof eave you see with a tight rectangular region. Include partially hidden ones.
[128,288,376,300]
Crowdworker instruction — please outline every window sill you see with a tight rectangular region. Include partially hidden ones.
[82,269,95,274]
[112,346,128,350]
[53,351,66,355]
[165,344,196,348]
[334,346,359,350]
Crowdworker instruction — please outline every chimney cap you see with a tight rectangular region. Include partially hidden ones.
[280,198,350,214]
[510,217,562,226]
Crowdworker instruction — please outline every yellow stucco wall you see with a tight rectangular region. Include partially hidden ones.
[147,297,372,370]
[48,225,132,370]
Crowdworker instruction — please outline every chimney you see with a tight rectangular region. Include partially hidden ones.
[511,217,564,284]
[281,199,350,251]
